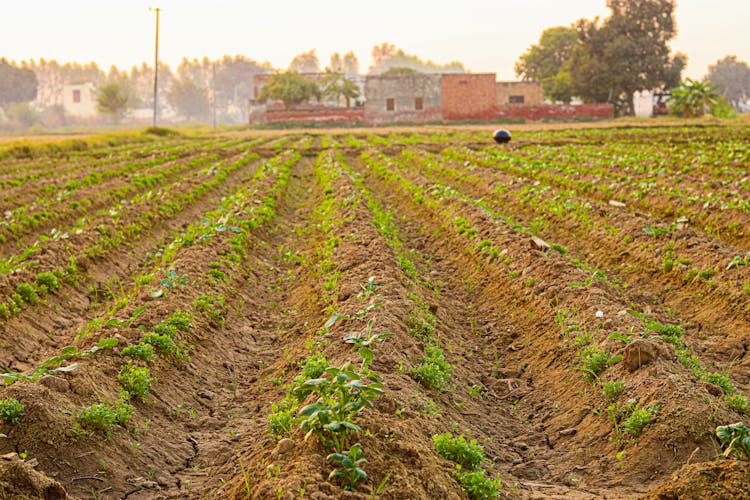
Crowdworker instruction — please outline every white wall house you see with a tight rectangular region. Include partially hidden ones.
[62,82,97,118]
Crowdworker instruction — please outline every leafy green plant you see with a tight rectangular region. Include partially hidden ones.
[327,443,367,490]
[716,422,750,460]
[703,371,734,395]
[298,363,383,452]
[726,395,748,414]
[579,346,621,381]
[35,272,60,293]
[15,283,39,305]
[357,277,383,299]
[122,343,156,361]
[0,398,25,424]
[602,379,625,401]
[193,293,228,324]
[142,332,188,360]
[455,468,501,500]
[1,338,117,387]
[410,345,453,391]
[268,396,298,439]
[343,318,392,372]
[291,353,331,400]
[621,403,659,436]
[118,364,152,401]
[433,432,485,470]
[77,399,134,437]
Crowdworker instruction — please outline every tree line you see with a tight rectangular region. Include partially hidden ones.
[515,0,750,116]
[0,44,468,127]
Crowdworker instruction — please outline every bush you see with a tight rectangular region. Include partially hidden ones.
[0,398,25,424]
[433,432,485,470]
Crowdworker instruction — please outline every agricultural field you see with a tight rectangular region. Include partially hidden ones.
[0,123,749,499]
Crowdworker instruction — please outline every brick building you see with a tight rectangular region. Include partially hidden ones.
[441,73,497,121]
[363,73,442,124]
[496,81,544,107]
[249,72,613,125]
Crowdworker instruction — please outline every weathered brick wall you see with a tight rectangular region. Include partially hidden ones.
[496,81,544,106]
[364,74,442,124]
[441,73,497,120]
[496,103,614,120]
[249,105,364,125]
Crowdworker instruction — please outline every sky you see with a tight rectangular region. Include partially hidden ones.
[2,0,749,80]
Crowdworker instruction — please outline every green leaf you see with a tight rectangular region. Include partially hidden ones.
[324,421,342,432]
[304,378,327,386]
[359,347,373,366]
[97,338,119,349]
[299,403,322,417]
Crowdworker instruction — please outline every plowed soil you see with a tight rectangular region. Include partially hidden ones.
[1,124,749,499]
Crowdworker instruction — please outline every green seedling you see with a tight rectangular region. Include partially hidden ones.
[433,432,484,470]
[410,345,453,391]
[455,468,501,500]
[118,364,152,401]
[298,363,383,452]
[343,318,392,371]
[0,398,25,424]
[327,443,368,490]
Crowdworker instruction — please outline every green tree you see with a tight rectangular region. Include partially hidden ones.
[96,80,133,123]
[515,26,579,103]
[668,78,720,118]
[570,0,686,115]
[259,71,320,108]
[705,56,750,111]
[321,71,360,108]
[0,59,38,106]
[167,78,210,121]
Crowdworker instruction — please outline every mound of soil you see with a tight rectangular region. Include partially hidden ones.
[643,459,750,500]
[0,453,67,499]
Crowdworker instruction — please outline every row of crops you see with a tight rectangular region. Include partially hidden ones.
[0,125,748,499]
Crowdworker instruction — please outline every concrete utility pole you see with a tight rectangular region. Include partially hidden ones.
[212,62,217,129]
[150,7,161,127]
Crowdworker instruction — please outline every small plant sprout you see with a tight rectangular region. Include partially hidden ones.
[455,468,502,500]
[0,398,25,424]
[357,277,383,299]
[343,318,392,371]
[327,443,367,490]
[433,432,485,470]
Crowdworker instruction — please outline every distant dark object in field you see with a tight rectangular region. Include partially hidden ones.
[493,129,512,144]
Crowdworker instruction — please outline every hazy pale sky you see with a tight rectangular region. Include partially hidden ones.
[2,0,748,79]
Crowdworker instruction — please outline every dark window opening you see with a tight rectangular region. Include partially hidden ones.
[386,98,395,111]
[415,97,423,110]
[73,90,81,103]
[509,95,525,104]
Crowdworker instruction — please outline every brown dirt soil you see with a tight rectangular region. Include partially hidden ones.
[0,125,749,499]
[642,459,750,500]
